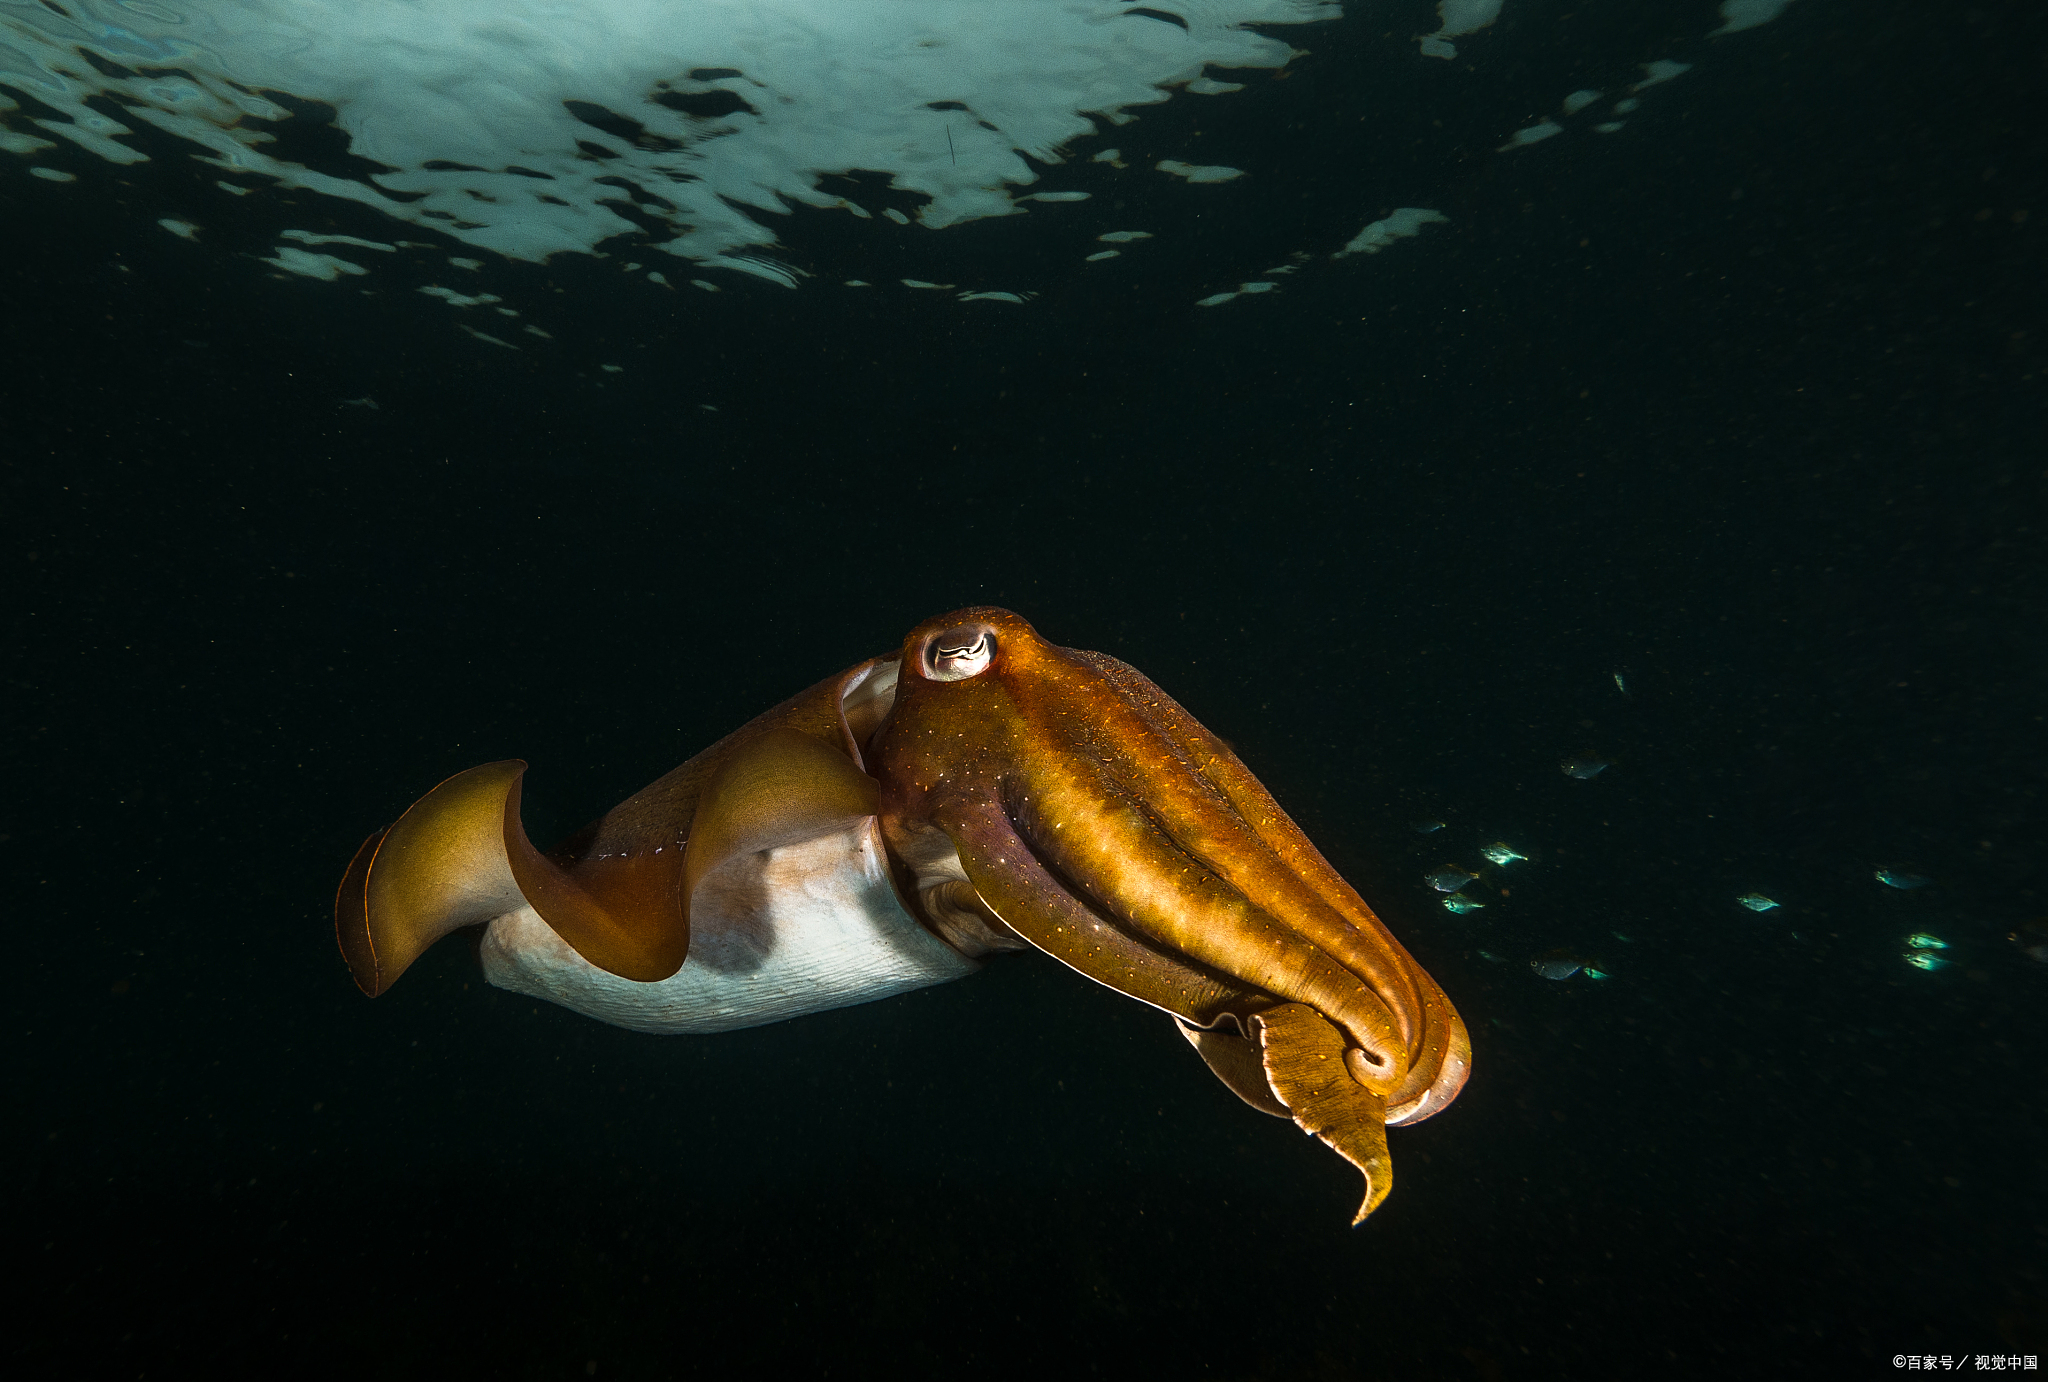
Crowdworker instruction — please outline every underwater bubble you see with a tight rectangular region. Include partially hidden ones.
[1480,842,1527,866]
[1904,933,1947,951]
[1444,894,1486,914]
[1737,892,1779,912]
[1561,756,1610,779]
[1427,867,1477,892]
[1875,869,1931,890]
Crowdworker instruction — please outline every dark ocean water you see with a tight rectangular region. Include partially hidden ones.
[4,0,2044,1376]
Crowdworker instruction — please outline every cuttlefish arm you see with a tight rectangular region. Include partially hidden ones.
[871,608,1470,1222]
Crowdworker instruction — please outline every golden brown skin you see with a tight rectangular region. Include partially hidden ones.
[335,662,881,994]
[871,609,1470,1221]
[337,608,1468,1223]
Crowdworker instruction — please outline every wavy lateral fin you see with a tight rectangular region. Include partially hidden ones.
[334,760,530,997]
[336,759,695,995]
[501,769,690,983]
[680,728,882,905]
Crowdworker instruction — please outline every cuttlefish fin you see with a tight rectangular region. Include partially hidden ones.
[336,760,530,998]
[1253,1002,1393,1225]
[500,768,689,983]
[680,727,882,901]
[1176,1017,1289,1118]
[335,759,692,996]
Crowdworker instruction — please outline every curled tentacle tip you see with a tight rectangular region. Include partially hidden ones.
[1351,1170,1392,1226]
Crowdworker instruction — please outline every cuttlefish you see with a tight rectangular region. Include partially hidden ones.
[337,608,1469,1221]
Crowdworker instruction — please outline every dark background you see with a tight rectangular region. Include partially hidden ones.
[4,0,2043,1376]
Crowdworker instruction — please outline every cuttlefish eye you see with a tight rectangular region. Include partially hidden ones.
[925,628,995,682]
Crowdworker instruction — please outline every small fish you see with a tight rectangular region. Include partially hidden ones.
[1477,950,1507,963]
[1583,966,1612,980]
[1412,818,1447,835]
[1612,671,1629,696]
[1444,894,1486,914]
[1737,892,1779,913]
[2009,920,2048,963]
[1904,933,1947,951]
[1481,842,1528,866]
[1875,869,1931,890]
[1903,951,1953,972]
[1561,756,1609,779]
[1530,954,1584,981]
[1611,932,1633,942]
[342,395,380,410]
[1427,867,1477,892]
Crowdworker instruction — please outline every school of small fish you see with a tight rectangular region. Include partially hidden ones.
[1407,669,2025,989]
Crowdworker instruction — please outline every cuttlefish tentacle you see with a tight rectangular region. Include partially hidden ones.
[992,751,1413,1097]
[1064,649,1465,1120]
[1254,1002,1394,1225]
[921,630,1417,1099]
[1073,651,1458,1105]
[933,799,1262,1026]
[1176,1017,1290,1118]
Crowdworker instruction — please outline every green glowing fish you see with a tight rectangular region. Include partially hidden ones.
[1444,894,1486,914]
[1480,842,1528,866]
[1530,954,1584,981]
[1561,756,1609,779]
[1583,966,1612,980]
[1903,951,1953,971]
[1875,869,1931,890]
[1737,892,1779,912]
[1904,933,1947,950]
[1427,867,1477,892]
